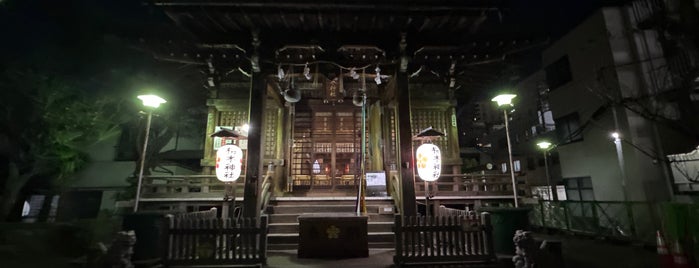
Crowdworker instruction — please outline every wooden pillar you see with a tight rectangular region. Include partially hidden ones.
[396,71,417,217]
[274,107,285,194]
[243,71,266,218]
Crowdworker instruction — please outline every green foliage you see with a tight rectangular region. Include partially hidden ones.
[0,70,124,185]
[0,69,127,220]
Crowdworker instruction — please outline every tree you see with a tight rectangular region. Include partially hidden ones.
[0,70,126,221]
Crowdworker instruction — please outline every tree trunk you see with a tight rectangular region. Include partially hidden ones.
[0,162,32,222]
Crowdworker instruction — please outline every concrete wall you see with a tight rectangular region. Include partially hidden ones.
[541,8,672,202]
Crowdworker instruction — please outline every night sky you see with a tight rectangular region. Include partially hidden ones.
[0,0,628,118]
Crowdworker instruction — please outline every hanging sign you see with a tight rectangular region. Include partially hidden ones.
[215,145,243,182]
[416,143,441,182]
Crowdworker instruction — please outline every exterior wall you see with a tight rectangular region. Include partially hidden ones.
[511,71,563,190]
[70,131,203,212]
[542,7,672,202]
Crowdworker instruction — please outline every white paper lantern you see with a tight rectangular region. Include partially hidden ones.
[216,145,243,182]
[416,143,441,182]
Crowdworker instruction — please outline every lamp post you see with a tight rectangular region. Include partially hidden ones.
[211,128,244,219]
[133,94,166,212]
[414,127,445,217]
[611,132,629,202]
[492,94,519,207]
[536,141,558,201]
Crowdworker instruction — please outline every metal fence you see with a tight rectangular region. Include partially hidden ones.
[530,200,699,263]
[529,200,663,244]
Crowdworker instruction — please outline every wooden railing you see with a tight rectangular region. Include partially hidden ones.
[415,173,519,197]
[140,172,517,203]
[437,205,475,217]
[389,171,402,214]
[163,215,268,267]
[140,175,243,198]
[174,207,218,220]
[258,172,273,215]
[393,213,495,267]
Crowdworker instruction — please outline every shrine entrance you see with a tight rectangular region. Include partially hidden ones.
[290,100,365,193]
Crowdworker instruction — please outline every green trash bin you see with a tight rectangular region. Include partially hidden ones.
[122,212,168,262]
[478,207,531,255]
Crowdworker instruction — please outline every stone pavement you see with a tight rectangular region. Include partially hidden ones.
[533,234,658,268]
[266,249,395,268]
[265,233,660,268]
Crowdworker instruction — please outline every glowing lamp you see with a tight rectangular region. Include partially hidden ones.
[416,143,441,182]
[137,94,167,108]
[215,145,243,182]
[537,141,552,150]
[491,94,516,107]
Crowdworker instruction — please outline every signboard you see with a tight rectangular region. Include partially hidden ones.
[366,171,387,196]
[366,172,386,186]
[215,145,243,182]
[416,143,441,181]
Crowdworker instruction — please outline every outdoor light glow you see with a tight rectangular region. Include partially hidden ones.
[537,141,552,150]
[138,94,166,108]
[215,145,243,182]
[416,143,441,182]
[303,63,312,80]
[491,94,517,107]
[611,132,620,139]
[242,124,250,132]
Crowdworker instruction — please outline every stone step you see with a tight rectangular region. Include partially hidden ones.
[269,198,395,207]
[268,232,394,245]
[267,241,395,251]
[270,204,395,214]
[268,213,394,224]
[269,221,394,233]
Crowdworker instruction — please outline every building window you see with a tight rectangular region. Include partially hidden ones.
[565,177,594,201]
[545,56,572,90]
[556,112,583,143]
[513,160,521,172]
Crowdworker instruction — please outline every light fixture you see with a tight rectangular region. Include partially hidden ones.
[303,62,312,80]
[350,68,360,79]
[536,141,552,150]
[413,127,445,218]
[491,93,519,207]
[215,144,243,182]
[416,143,441,182]
[374,66,382,85]
[611,132,620,140]
[242,124,250,132]
[611,131,628,201]
[133,94,167,212]
[536,140,557,201]
[277,65,285,80]
[137,94,167,108]
[207,77,215,87]
[491,94,517,107]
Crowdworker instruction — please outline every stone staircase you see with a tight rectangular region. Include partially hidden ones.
[265,196,396,250]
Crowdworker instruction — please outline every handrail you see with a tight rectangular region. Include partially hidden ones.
[258,171,273,215]
[389,171,401,214]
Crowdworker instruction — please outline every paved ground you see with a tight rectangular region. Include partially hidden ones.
[0,233,659,268]
[267,249,395,268]
[533,234,658,268]
[265,233,660,268]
